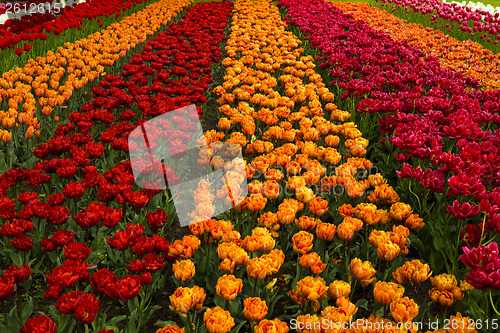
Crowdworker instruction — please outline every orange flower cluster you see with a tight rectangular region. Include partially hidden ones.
[0,0,190,141]
[242,228,275,252]
[172,259,195,281]
[336,216,363,241]
[217,241,249,274]
[169,285,206,314]
[155,325,185,333]
[392,259,433,284]
[203,306,235,333]
[216,275,243,301]
[298,252,327,274]
[352,203,391,226]
[247,249,285,279]
[188,179,218,224]
[373,281,404,306]
[254,318,289,333]
[429,274,464,307]
[369,225,410,261]
[294,298,357,331]
[331,1,500,90]
[167,235,201,259]
[189,219,240,244]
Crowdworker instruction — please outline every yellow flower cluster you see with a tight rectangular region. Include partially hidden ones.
[0,0,191,142]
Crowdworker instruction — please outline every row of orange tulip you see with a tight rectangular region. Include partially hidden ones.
[0,0,191,144]
[161,0,477,332]
[331,1,500,91]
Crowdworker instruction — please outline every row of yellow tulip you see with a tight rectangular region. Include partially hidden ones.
[0,0,191,144]
[331,1,500,91]
[161,0,477,332]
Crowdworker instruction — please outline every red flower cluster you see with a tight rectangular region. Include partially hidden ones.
[279,0,500,271]
[0,264,31,300]
[460,242,500,290]
[55,290,99,324]
[0,0,150,51]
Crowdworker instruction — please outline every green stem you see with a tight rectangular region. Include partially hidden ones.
[489,290,500,317]
[186,311,193,333]
[408,180,422,213]
[123,250,127,271]
[479,214,487,246]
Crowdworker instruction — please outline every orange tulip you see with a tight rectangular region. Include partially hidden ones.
[291,231,314,254]
[328,280,351,300]
[377,241,401,261]
[315,222,336,241]
[390,297,419,323]
[243,297,268,321]
[349,258,376,287]
[169,286,205,314]
[172,259,195,281]
[392,260,432,284]
[155,325,185,333]
[298,252,326,274]
[307,196,329,216]
[373,281,404,305]
[203,307,235,333]
[254,318,289,333]
[216,275,242,301]
[296,276,328,302]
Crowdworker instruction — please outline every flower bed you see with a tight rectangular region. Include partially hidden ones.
[0,1,232,332]
[278,0,500,326]
[0,0,188,155]
[333,1,500,90]
[373,0,500,52]
[0,0,142,51]
[1,0,499,331]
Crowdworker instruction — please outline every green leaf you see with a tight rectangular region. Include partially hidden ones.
[408,234,425,254]
[230,320,247,333]
[267,294,284,317]
[108,315,126,326]
[354,298,369,311]
[432,235,444,251]
[10,252,23,267]
[21,297,33,322]
[154,320,179,328]
[214,296,225,308]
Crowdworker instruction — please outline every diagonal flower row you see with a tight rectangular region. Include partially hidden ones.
[156,0,477,331]
[0,0,190,145]
[0,2,234,332]
[332,1,500,90]
[279,0,500,322]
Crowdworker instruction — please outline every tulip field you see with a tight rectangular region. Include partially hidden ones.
[1,0,500,331]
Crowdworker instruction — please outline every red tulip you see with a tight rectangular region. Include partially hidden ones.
[11,236,34,251]
[90,268,118,294]
[3,265,31,283]
[0,276,15,300]
[105,276,142,301]
[64,242,91,261]
[447,200,480,219]
[23,315,57,333]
